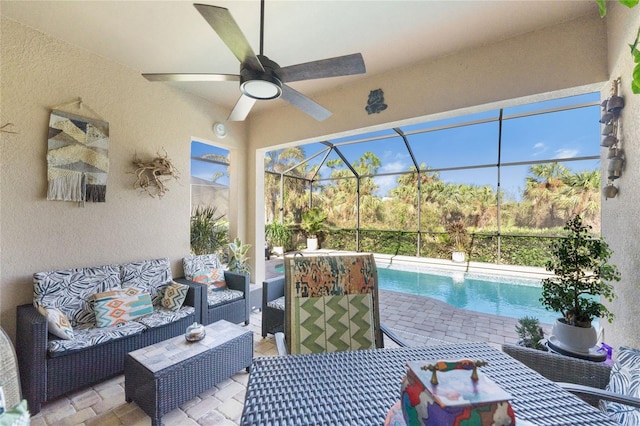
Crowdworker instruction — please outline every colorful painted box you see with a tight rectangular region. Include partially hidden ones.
[401,359,515,426]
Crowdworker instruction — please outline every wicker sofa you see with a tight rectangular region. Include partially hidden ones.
[16,257,201,415]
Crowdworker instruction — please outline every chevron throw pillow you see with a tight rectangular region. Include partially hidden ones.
[291,294,375,354]
[161,281,189,311]
[94,288,153,327]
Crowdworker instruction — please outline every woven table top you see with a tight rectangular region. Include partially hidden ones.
[241,341,617,426]
[128,320,250,373]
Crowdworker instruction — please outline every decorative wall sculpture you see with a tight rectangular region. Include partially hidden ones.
[47,110,109,203]
[132,150,180,198]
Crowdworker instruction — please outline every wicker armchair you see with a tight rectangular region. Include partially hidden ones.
[261,276,285,337]
[502,343,640,424]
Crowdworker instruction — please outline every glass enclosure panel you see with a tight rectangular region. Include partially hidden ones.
[501,105,600,163]
[399,109,499,134]
[503,92,600,116]
[407,121,499,169]
[500,159,600,233]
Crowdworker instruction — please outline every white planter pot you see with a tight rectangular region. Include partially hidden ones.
[551,318,597,352]
[306,238,318,251]
[452,251,465,263]
[272,246,284,257]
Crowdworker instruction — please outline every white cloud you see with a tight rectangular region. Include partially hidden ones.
[532,142,546,156]
[554,149,579,159]
[379,159,407,174]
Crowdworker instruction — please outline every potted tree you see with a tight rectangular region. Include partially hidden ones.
[540,215,620,353]
[301,207,327,250]
[265,222,292,257]
[446,220,469,262]
[515,316,547,351]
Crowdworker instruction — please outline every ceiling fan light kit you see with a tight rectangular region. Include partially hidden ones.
[142,1,366,121]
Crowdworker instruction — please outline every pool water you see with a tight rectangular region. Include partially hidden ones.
[272,261,564,324]
[377,266,558,324]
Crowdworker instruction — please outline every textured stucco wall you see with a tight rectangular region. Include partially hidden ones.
[601,3,640,351]
[246,13,609,284]
[0,18,247,339]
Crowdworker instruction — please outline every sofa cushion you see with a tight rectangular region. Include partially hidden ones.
[601,346,640,425]
[121,258,172,305]
[267,296,285,311]
[206,289,243,307]
[161,281,189,310]
[37,306,74,340]
[191,268,227,292]
[94,288,154,327]
[183,254,222,280]
[33,264,122,327]
[134,306,195,328]
[46,321,145,355]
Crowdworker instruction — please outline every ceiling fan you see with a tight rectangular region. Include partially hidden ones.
[142,1,366,122]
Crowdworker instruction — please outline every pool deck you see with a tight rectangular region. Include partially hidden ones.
[32,254,553,425]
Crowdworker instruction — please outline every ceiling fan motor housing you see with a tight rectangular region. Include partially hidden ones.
[240,55,283,100]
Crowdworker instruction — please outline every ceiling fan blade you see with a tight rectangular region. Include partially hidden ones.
[194,4,264,72]
[142,73,240,82]
[277,53,366,83]
[280,85,332,121]
[228,95,257,121]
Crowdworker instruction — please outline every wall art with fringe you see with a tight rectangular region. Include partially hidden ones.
[47,110,109,203]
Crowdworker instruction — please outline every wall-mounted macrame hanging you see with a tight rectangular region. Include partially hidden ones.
[47,109,109,203]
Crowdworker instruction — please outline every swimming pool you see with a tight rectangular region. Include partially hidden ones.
[377,265,558,324]
[274,261,558,324]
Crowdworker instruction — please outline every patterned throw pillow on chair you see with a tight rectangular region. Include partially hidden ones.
[94,288,154,327]
[161,281,189,311]
[36,305,74,340]
[191,268,227,292]
[601,346,640,426]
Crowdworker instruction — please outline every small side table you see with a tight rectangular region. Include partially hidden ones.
[125,320,253,425]
[547,339,607,362]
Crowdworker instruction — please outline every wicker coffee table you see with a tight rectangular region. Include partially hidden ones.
[125,320,253,425]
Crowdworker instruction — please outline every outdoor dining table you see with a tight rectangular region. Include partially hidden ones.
[241,341,617,425]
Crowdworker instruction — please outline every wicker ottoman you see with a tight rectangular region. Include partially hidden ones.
[125,320,253,425]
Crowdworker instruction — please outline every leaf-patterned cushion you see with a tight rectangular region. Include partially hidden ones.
[121,258,172,305]
[267,296,285,311]
[33,264,122,327]
[134,306,195,328]
[46,321,145,354]
[206,289,243,307]
[94,288,154,327]
[183,254,222,280]
[37,306,74,340]
[601,346,640,425]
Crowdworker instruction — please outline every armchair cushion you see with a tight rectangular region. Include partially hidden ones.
[601,346,640,425]
[36,306,74,340]
[183,254,222,279]
[266,296,285,311]
[93,288,153,327]
[206,289,243,307]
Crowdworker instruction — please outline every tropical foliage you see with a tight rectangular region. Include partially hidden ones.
[227,237,251,275]
[190,205,229,256]
[265,146,601,267]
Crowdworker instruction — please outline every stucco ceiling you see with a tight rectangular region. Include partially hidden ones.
[2,1,598,117]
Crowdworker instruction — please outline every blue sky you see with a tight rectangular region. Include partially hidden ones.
[287,92,601,199]
[192,92,601,200]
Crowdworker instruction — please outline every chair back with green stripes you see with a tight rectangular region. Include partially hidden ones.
[283,254,383,354]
